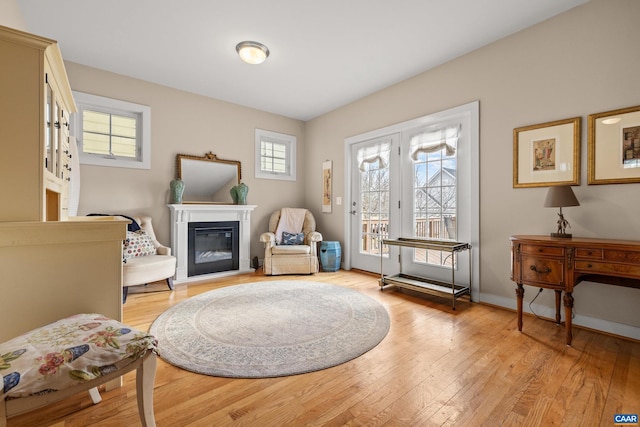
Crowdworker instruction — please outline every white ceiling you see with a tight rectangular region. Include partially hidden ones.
[18,0,586,121]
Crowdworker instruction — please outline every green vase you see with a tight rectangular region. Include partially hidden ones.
[169,179,185,204]
[231,183,249,205]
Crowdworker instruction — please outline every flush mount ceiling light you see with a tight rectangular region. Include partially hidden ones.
[236,41,269,65]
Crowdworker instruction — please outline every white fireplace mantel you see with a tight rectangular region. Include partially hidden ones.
[168,204,257,284]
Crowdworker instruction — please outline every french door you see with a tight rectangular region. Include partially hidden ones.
[345,102,479,297]
[349,134,401,274]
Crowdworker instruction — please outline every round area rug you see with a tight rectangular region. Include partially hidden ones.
[149,280,390,378]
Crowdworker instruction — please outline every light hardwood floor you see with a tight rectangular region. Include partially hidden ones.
[9,270,640,426]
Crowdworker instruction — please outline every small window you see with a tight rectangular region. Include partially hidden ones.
[72,91,151,169]
[255,129,296,181]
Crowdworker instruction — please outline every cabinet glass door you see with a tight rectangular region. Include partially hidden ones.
[53,100,60,176]
[45,82,53,173]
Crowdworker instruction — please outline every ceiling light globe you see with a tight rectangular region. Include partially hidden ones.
[236,41,269,65]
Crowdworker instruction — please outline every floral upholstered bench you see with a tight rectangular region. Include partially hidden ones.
[0,314,157,427]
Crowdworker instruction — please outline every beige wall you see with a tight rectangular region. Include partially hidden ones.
[304,0,640,338]
[0,0,26,30]
[65,62,306,258]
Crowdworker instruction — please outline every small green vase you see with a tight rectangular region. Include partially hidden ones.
[231,182,249,205]
[169,179,185,204]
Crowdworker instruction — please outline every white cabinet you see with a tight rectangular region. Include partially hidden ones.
[0,25,76,221]
[0,27,128,339]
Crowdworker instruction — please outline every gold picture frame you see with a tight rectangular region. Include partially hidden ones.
[513,117,581,188]
[588,105,640,185]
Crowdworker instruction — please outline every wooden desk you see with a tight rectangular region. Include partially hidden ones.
[510,235,640,345]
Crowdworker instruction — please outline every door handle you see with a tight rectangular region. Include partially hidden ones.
[349,210,358,215]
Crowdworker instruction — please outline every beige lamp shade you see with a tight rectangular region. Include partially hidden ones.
[544,186,579,238]
[544,186,580,208]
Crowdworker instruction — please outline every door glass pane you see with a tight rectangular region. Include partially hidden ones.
[357,142,390,257]
[410,125,459,267]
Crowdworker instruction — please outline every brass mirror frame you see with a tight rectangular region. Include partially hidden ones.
[176,152,242,204]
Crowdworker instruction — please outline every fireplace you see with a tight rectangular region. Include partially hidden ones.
[188,221,239,276]
[169,204,256,284]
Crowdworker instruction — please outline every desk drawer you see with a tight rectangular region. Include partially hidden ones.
[575,248,603,259]
[575,260,640,277]
[520,244,564,257]
[603,250,640,265]
[521,255,564,287]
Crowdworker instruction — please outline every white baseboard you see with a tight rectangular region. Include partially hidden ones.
[480,293,640,341]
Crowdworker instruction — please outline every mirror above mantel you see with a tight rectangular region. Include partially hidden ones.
[176,152,242,204]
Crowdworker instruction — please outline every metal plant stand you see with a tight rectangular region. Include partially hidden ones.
[380,238,472,309]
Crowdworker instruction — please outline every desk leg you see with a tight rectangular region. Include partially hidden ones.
[516,284,524,331]
[554,290,562,324]
[563,292,574,346]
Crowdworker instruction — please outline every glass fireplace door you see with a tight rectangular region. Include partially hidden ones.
[188,221,239,276]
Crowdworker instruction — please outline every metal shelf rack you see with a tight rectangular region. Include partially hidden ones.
[380,238,472,309]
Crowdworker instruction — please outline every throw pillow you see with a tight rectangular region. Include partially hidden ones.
[281,231,305,245]
[123,230,156,261]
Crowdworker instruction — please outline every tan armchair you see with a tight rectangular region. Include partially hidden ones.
[122,215,176,302]
[260,209,323,275]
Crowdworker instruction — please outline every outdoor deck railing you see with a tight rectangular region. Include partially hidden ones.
[361,217,457,257]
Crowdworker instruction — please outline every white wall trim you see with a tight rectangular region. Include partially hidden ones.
[72,91,151,170]
[254,128,297,181]
[481,293,640,341]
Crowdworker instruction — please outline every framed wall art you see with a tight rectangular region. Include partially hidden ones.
[322,160,332,213]
[513,117,581,188]
[588,105,640,185]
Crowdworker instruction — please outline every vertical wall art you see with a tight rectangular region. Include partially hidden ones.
[322,160,332,213]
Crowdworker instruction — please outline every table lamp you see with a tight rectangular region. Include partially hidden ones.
[544,186,579,238]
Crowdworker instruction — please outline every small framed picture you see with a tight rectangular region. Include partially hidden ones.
[588,105,640,185]
[322,160,332,213]
[513,117,581,188]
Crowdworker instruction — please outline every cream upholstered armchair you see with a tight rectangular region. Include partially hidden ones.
[122,215,176,302]
[260,209,323,275]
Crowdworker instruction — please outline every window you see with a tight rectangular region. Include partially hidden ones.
[72,91,151,169]
[255,129,296,181]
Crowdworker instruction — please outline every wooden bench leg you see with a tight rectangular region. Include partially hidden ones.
[136,352,157,427]
[1,397,7,427]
